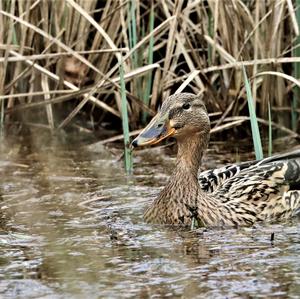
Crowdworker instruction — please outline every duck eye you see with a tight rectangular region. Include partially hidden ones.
[182,103,191,110]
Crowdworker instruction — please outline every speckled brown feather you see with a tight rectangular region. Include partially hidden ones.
[141,93,300,227]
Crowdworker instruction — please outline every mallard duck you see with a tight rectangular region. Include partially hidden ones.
[131,93,300,227]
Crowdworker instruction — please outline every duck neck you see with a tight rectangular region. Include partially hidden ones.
[144,132,210,225]
[164,132,209,204]
[175,132,209,178]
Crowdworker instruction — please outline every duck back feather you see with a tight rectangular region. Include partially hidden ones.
[199,150,300,193]
[199,150,300,223]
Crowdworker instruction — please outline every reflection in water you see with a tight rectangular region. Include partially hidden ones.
[0,134,299,298]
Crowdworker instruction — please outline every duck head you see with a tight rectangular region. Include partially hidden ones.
[131,93,210,147]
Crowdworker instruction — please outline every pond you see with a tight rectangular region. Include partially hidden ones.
[0,135,299,298]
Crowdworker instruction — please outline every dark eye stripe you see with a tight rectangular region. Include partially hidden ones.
[193,103,204,108]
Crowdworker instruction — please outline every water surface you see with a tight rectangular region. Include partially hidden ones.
[0,136,299,298]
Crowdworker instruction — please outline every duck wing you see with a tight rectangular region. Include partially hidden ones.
[212,150,300,222]
[199,160,258,192]
[199,150,300,193]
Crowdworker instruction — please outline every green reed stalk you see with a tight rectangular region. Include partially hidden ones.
[120,59,133,174]
[127,3,133,50]
[128,1,143,108]
[12,28,17,45]
[130,0,138,68]
[142,4,154,123]
[268,101,272,156]
[292,0,300,131]
[243,66,263,160]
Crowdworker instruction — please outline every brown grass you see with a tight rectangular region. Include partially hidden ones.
[0,0,299,140]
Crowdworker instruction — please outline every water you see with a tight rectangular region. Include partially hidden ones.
[0,136,299,298]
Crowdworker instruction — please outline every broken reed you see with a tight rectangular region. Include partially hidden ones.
[0,0,300,150]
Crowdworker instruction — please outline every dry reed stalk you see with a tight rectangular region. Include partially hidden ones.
[6,50,120,117]
[0,0,298,142]
[0,49,129,62]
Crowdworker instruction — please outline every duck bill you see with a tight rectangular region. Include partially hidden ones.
[131,114,175,147]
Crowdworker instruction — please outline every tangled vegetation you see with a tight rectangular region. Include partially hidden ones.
[0,0,299,147]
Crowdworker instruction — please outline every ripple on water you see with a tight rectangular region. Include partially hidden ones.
[0,140,299,298]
